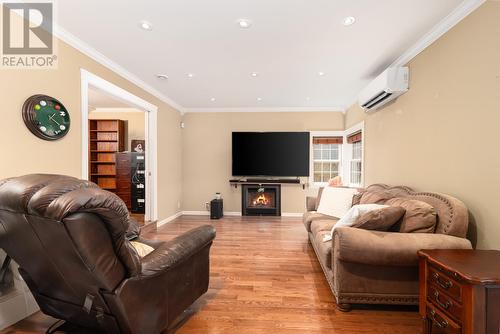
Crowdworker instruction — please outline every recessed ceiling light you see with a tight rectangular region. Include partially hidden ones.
[139,20,153,31]
[343,16,356,26]
[210,97,216,102]
[251,72,259,77]
[156,74,168,80]
[256,97,262,101]
[187,73,195,78]
[318,71,325,76]
[237,19,252,29]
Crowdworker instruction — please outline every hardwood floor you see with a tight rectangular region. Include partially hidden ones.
[2,216,421,334]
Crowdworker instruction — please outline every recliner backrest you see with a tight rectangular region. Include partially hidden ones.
[0,174,141,311]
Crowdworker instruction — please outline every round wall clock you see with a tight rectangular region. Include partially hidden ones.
[22,94,71,141]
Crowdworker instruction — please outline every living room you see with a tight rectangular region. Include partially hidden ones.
[0,0,499,333]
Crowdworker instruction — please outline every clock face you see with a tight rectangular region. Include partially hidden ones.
[22,95,70,140]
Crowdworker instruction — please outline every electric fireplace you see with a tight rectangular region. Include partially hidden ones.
[241,184,281,216]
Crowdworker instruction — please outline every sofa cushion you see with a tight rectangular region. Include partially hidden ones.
[303,212,337,232]
[352,206,406,231]
[386,198,437,233]
[311,219,337,237]
[360,190,394,205]
[314,231,332,269]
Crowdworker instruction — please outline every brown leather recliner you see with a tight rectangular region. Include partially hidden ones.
[0,174,216,334]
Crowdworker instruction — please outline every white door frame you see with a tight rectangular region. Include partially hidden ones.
[80,69,158,222]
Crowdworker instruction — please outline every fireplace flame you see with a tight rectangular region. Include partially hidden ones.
[252,194,270,206]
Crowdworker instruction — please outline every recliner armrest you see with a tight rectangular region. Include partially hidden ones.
[333,227,471,267]
[141,225,216,276]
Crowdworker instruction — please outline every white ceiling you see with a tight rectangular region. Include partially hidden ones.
[56,0,466,111]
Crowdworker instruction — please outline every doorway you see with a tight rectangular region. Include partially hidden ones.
[80,70,158,223]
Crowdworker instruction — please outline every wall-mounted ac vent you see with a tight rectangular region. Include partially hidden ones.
[358,67,409,112]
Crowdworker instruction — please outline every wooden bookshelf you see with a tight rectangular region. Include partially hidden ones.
[88,119,125,192]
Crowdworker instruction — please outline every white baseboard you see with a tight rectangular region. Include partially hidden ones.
[180,211,301,217]
[281,212,303,217]
[157,211,182,227]
[181,210,241,216]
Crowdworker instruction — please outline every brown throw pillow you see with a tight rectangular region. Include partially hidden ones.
[314,187,325,211]
[352,206,406,231]
[351,191,364,207]
[359,190,393,205]
[386,197,437,233]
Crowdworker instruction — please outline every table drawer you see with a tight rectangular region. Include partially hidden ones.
[428,284,462,323]
[428,266,462,302]
[426,304,461,334]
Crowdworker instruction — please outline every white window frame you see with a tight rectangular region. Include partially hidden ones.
[343,122,365,188]
[310,131,344,187]
[309,122,365,188]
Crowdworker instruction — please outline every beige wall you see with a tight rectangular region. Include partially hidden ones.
[181,112,344,213]
[0,38,182,220]
[345,1,500,249]
[89,110,145,151]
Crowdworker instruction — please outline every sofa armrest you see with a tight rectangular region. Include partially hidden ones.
[141,225,216,276]
[306,196,317,212]
[333,227,472,267]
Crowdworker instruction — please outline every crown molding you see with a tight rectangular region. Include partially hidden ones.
[53,25,185,113]
[182,106,346,113]
[90,107,144,113]
[390,0,486,67]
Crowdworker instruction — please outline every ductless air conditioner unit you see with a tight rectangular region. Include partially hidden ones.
[358,67,409,112]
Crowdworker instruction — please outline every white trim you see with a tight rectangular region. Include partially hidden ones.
[343,122,365,188]
[54,25,184,113]
[181,211,241,216]
[180,211,301,217]
[183,107,346,113]
[181,211,209,216]
[390,0,486,67]
[281,212,303,217]
[81,69,159,222]
[90,107,144,113]
[157,211,183,227]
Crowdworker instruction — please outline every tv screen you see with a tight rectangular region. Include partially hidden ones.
[232,132,310,177]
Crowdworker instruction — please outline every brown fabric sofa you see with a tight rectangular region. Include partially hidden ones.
[0,174,216,333]
[304,184,472,311]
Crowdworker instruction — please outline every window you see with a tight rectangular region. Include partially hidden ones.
[312,136,342,183]
[310,123,364,187]
[347,131,363,186]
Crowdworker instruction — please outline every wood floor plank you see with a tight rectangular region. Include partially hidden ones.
[1,215,421,333]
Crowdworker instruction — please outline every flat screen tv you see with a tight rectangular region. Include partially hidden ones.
[232,132,310,177]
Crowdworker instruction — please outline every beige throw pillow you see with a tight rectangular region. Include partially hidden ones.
[352,206,406,231]
[130,241,155,258]
[316,187,359,219]
[386,197,437,233]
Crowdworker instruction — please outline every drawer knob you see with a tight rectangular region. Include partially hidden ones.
[432,272,453,290]
[434,291,452,310]
[430,309,449,329]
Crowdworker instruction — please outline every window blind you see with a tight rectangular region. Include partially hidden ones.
[347,131,362,144]
[312,136,343,144]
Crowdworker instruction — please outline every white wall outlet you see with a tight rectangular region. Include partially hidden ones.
[205,202,210,211]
